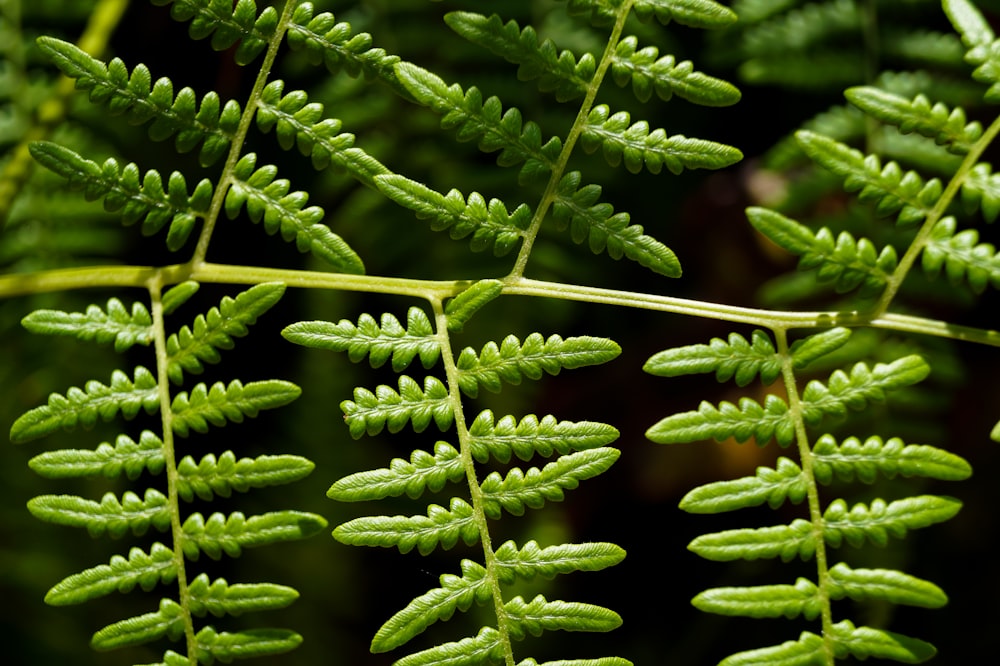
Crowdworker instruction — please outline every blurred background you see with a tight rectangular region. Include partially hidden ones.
[4,0,1000,663]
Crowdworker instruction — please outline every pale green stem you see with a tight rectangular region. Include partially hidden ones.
[775,328,835,666]
[508,0,636,279]
[147,273,198,662]
[0,0,131,226]
[4,264,1000,347]
[189,0,300,266]
[873,110,1000,316]
[431,297,516,666]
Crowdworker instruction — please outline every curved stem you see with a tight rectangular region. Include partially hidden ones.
[508,0,636,279]
[189,0,300,266]
[147,273,198,662]
[430,296,516,666]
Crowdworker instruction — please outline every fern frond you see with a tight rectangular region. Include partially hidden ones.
[828,619,936,662]
[479,447,620,519]
[693,577,822,619]
[645,393,793,446]
[341,375,453,438]
[580,104,743,175]
[91,597,186,650]
[632,0,738,28]
[374,173,530,256]
[811,434,972,484]
[36,37,241,165]
[286,2,403,85]
[225,153,364,272]
[21,296,153,351]
[960,162,1000,222]
[844,87,982,155]
[148,0,276,65]
[180,510,327,560]
[680,456,807,513]
[747,206,898,296]
[176,451,315,501]
[445,12,593,103]
[28,430,164,480]
[455,333,621,397]
[27,489,171,538]
[372,558,492,653]
[504,594,621,639]
[328,441,464,502]
[794,130,943,227]
[165,282,286,384]
[254,80,390,185]
[445,279,505,333]
[822,495,962,548]
[393,62,562,184]
[643,329,781,386]
[945,0,1000,102]
[467,411,620,463]
[186,574,298,617]
[45,543,178,606]
[922,216,1000,292]
[393,626,503,666]
[612,35,740,105]
[10,366,160,443]
[495,539,626,582]
[551,171,682,277]
[688,518,816,562]
[28,141,212,250]
[192,626,302,663]
[333,497,478,555]
[163,281,201,315]
[717,630,825,666]
[827,563,947,609]
[283,307,439,371]
[170,379,302,437]
[799,355,931,424]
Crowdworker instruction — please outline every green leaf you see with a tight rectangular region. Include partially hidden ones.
[446,279,504,332]
[91,597,185,651]
[28,489,171,538]
[551,171,681,277]
[226,154,364,272]
[822,495,962,548]
[170,379,301,437]
[192,626,303,663]
[180,510,327,560]
[162,281,200,315]
[372,559,491,653]
[922,217,1000,293]
[944,0,1000,102]
[612,35,740,106]
[799,356,930,424]
[341,375,453,438]
[21,296,153,351]
[186,573,299,617]
[960,162,1000,222]
[468,411,620,463]
[504,594,621,639]
[829,620,936,662]
[150,0,276,65]
[480,448,620,518]
[646,394,793,446]
[827,562,947,608]
[581,104,742,175]
[35,37,240,165]
[45,543,177,606]
[643,330,780,386]
[456,333,621,397]
[255,80,390,185]
[176,451,315,501]
[632,0,738,28]
[28,141,212,249]
[718,631,826,666]
[688,518,817,562]
[680,457,807,513]
[693,577,822,619]
[328,441,465,502]
[789,328,853,370]
[283,307,440,371]
[10,367,160,444]
[493,540,626,583]
[393,626,504,666]
[375,175,529,256]
[333,497,479,555]
[166,282,286,384]
[29,430,165,480]
[811,434,972,484]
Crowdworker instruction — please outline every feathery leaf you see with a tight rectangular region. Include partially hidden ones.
[827,563,947,609]
[180,510,327,560]
[922,216,1000,292]
[45,543,178,606]
[170,379,301,437]
[21,295,153,351]
[186,574,298,617]
[445,279,505,332]
[29,430,165,480]
[693,577,823,620]
[504,594,621,639]
[333,497,479,555]
[91,597,186,650]
[799,356,930,424]
[28,489,171,538]
[680,457,807,514]
[811,434,972,484]
[822,495,962,548]
[612,35,740,105]
[643,329,780,386]
[192,626,303,663]
[468,411,620,463]
[341,375,453,438]
[149,0,276,65]
[646,393,793,446]
[176,451,315,501]
[329,441,465,502]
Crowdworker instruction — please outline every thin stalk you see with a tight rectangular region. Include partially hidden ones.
[189,0,300,266]
[508,0,636,279]
[431,297,516,666]
[775,328,835,666]
[147,273,198,662]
